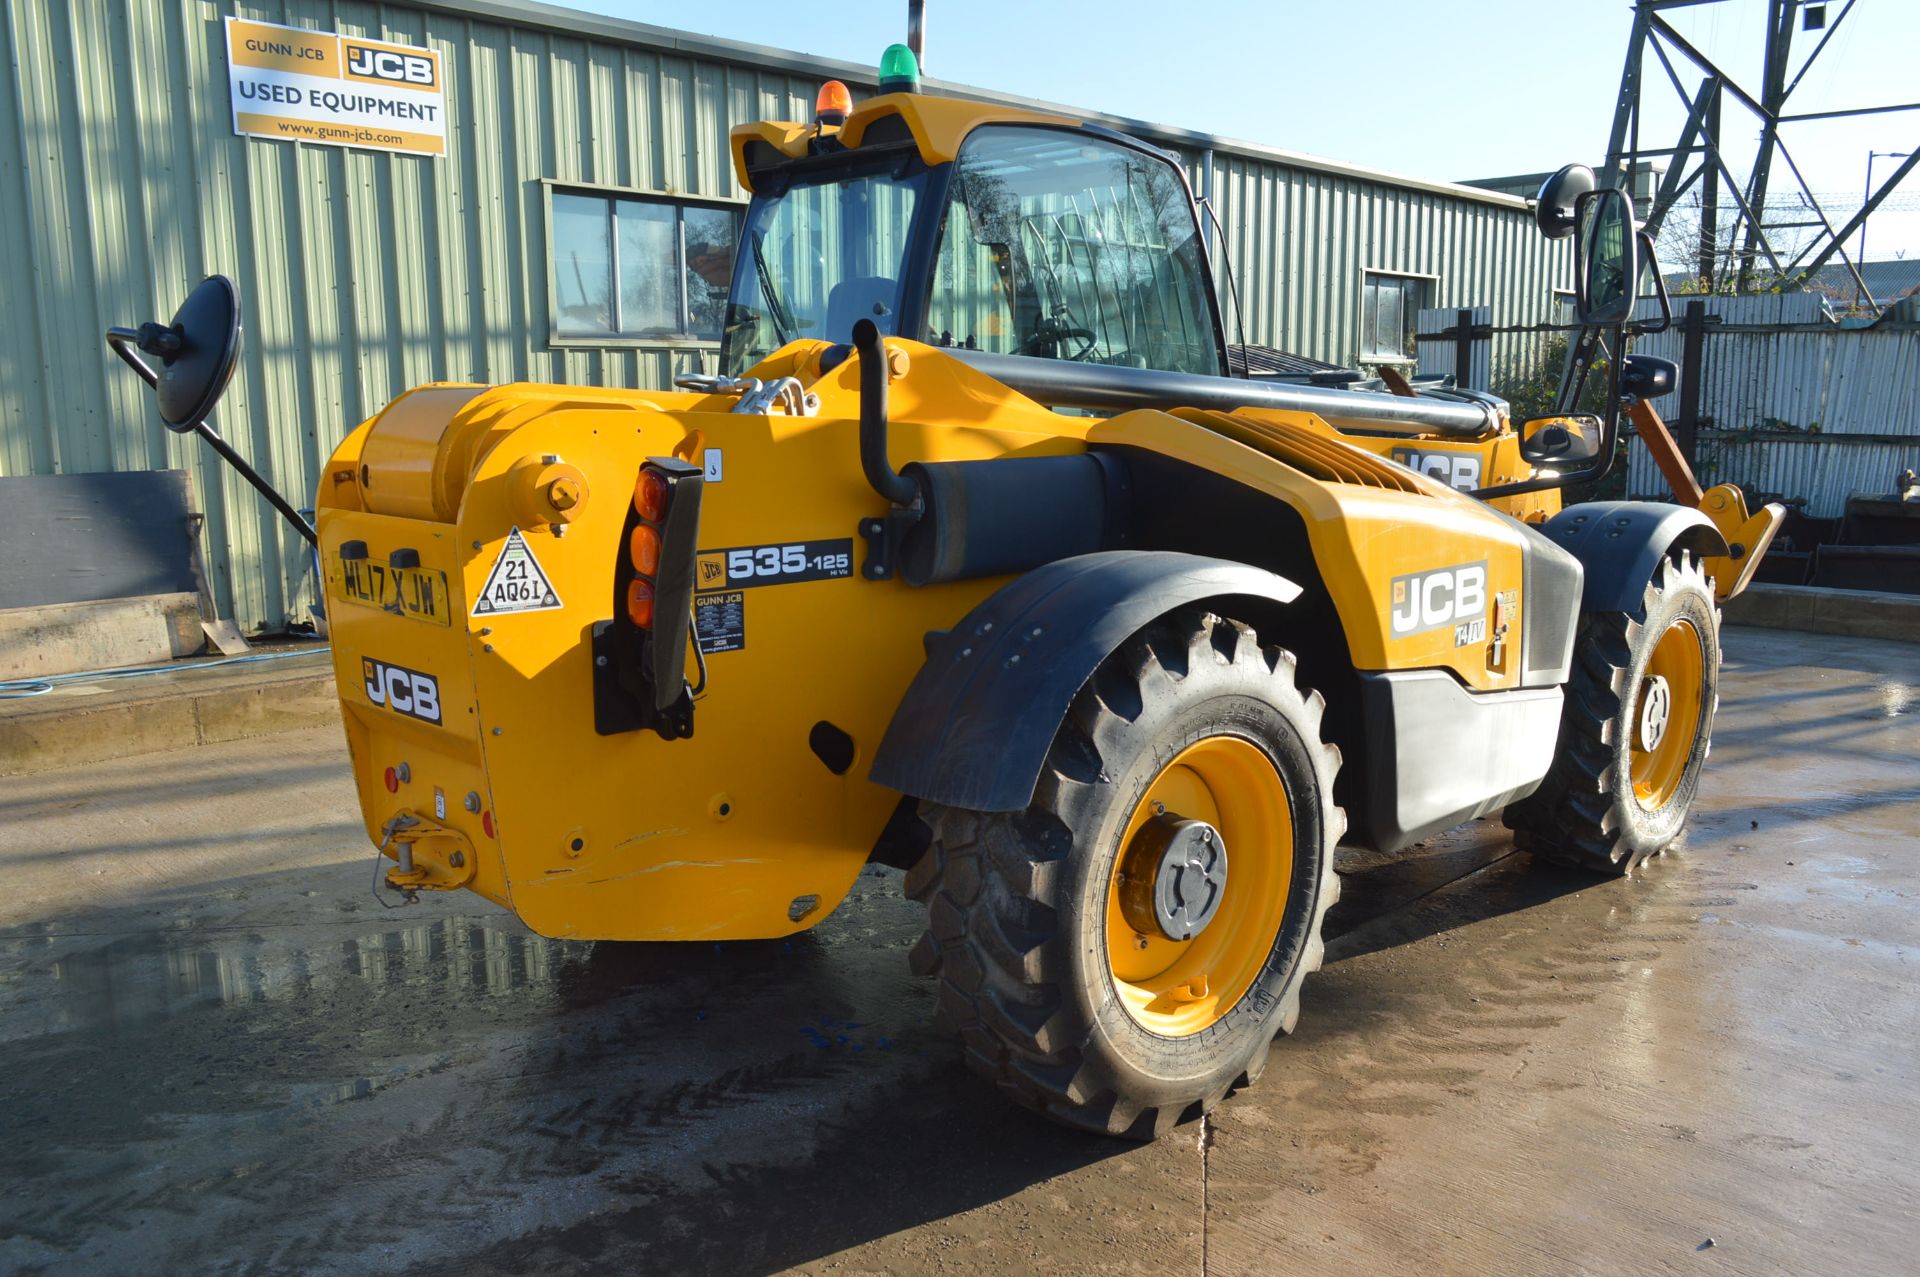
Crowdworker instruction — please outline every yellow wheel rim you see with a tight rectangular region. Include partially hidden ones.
[1630,617,1705,810]
[1105,736,1293,1037]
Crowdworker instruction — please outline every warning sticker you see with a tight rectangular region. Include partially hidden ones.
[694,590,746,653]
[473,527,562,615]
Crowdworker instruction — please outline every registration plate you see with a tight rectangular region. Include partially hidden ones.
[334,557,452,627]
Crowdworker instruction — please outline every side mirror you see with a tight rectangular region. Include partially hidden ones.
[1534,163,1595,240]
[106,275,316,549]
[1620,354,1677,401]
[1574,187,1638,326]
[106,275,243,434]
[1519,414,1603,466]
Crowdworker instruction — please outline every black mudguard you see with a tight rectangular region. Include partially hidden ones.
[870,551,1302,813]
[1540,501,1730,617]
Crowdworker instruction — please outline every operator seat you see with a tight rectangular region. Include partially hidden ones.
[825,276,899,343]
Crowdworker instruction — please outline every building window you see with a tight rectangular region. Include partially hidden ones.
[1360,271,1429,362]
[550,190,739,341]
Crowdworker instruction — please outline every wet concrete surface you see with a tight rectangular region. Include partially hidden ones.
[0,626,1914,1275]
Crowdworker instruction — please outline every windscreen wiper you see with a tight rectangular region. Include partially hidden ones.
[750,231,797,346]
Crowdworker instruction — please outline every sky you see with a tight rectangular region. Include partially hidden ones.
[567,0,1920,263]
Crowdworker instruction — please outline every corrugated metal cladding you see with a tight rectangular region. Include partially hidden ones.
[1623,296,1920,517]
[0,0,1566,631]
[1196,152,1572,378]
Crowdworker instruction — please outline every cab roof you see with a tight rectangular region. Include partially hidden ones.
[729,93,1080,192]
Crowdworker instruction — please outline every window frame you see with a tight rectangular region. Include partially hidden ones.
[1357,268,1438,365]
[542,179,747,349]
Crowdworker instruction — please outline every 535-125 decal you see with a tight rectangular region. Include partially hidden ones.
[696,538,853,590]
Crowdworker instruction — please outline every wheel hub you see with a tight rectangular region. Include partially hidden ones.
[1119,814,1229,941]
[1638,673,1673,752]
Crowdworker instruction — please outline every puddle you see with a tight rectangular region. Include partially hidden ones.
[1877,681,1911,718]
[0,915,598,1042]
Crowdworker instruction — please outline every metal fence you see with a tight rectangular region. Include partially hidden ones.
[1418,294,1920,518]
[1623,295,1920,516]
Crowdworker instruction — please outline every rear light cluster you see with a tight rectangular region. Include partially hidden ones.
[595,456,706,740]
[625,469,672,628]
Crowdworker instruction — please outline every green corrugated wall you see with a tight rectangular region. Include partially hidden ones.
[0,0,1569,632]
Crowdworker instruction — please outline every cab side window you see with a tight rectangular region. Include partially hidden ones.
[924,127,1222,376]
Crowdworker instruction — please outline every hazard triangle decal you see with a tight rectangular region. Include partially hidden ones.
[472,527,563,615]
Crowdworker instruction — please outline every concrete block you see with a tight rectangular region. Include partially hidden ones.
[0,657,336,777]
[0,593,205,680]
[1724,583,1920,643]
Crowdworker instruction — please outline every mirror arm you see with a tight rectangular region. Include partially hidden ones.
[106,326,161,390]
[105,325,320,551]
[1633,230,1673,335]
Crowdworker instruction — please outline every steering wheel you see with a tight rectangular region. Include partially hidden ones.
[1015,318,1097,361]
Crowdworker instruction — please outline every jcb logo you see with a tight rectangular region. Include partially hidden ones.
[1390,448,1482,492]
[1390,561,1488,639]
[344,43,437,87]
[363,657,442,725]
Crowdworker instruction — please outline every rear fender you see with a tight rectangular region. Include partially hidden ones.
[1540,501,1730,617]
[869,551,1301,812]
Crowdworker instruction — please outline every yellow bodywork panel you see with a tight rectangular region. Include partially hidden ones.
[1085,409,1534,692]
[320,345,1087,941]
[319,340,1550,941]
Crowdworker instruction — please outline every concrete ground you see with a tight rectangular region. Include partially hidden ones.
[0,626,1914,1276]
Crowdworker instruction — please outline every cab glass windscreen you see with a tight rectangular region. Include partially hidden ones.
[721,154,930,375]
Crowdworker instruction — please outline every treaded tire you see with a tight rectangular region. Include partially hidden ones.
[905,608,1343,1139]
[1505,552,1721,875]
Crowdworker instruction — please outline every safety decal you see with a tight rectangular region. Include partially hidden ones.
[695,538,853,591]
[473,527,561,615]
[694,590,746,653]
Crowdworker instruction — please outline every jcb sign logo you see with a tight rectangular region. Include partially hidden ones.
[1389,561,1488,641]
[1390,448,1482,492]
[344,42,437,88]
[363,657,442,725]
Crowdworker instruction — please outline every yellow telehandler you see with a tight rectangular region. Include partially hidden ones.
[107,45,1780,1138]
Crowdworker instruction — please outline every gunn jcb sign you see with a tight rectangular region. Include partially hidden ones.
[225,17,446,158]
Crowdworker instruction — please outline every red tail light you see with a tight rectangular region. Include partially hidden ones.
[625,578,656,629]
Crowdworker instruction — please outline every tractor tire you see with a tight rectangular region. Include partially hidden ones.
[905,608,1342,1139]
[1505,552,1721,875]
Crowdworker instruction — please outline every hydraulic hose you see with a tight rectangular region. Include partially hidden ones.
[852,319,920,508]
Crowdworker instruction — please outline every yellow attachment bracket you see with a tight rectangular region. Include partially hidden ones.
[1699,482,1785,603]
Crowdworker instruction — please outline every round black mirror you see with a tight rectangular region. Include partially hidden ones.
[148,275,242,434]
[1534,163,1595,240]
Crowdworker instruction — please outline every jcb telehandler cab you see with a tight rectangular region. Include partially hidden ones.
[108,49,1781,1138]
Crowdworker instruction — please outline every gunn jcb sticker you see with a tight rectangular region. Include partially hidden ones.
[363,658,442,725]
